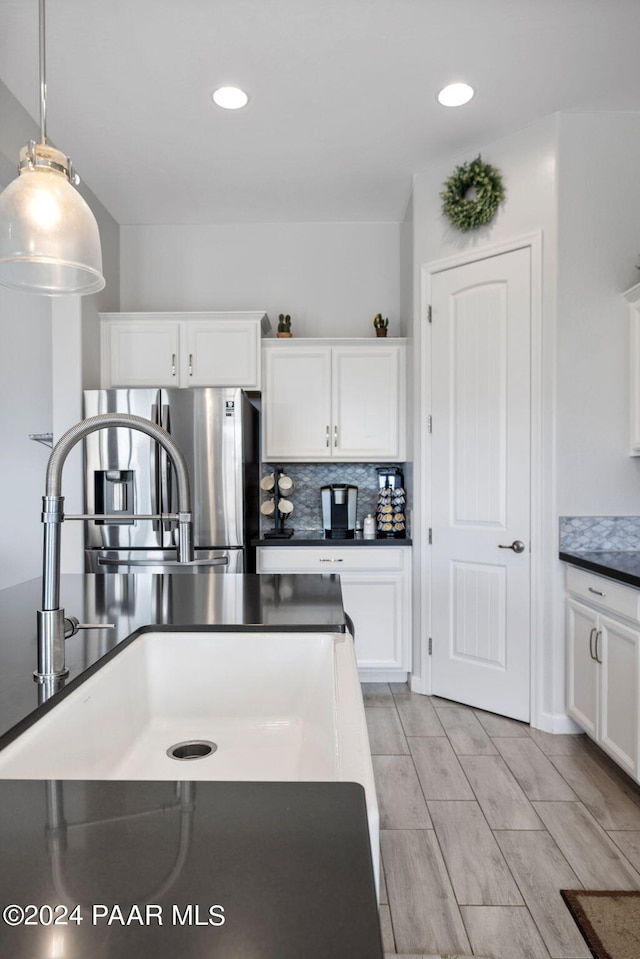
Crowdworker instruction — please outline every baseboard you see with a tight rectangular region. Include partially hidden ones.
[358,669,409,684]
[533,711,582,734]
[409,673,429,694]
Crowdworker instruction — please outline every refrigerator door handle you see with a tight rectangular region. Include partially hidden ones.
[150,402,161,532]
[96,556,229,568]
[160,404,173,536]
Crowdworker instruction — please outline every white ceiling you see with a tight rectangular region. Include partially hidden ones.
[1,0,640,226]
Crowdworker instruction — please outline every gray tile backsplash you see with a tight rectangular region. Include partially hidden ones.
[260,463,407,532]
[560,516,640,551]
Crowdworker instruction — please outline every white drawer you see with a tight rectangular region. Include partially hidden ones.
[257,546,407,573]
[566,565,640,623]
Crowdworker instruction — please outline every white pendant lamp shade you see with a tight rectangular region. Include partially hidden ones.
[0,144,105,296]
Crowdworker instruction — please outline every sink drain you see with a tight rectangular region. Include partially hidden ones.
[167,740,218,761]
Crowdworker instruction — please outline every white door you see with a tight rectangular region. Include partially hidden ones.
[430,247,531,721]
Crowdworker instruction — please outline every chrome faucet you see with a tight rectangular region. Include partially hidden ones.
[36,413,194,694]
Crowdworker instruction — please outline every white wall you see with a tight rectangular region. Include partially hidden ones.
[556,113,640,515]
[120,222,401,338]
[0,286,52,589]
[0,79,120,583]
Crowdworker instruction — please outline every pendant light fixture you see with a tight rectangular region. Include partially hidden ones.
[0,0,105,296]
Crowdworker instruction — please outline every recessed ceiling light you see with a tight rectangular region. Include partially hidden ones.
[437,83,474,107]
[212,86,249,110]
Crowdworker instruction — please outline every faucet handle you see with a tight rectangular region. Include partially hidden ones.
[64,616,115,638]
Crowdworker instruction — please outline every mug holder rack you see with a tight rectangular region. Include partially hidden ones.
[263,466,294,539]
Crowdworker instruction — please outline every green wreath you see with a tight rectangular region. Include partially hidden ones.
[440,155,504,231]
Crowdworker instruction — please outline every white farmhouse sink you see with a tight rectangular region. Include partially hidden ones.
[0,630,379,887]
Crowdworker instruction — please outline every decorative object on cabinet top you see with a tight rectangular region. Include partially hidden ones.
[277,313,292,337]
[373,313,388,337]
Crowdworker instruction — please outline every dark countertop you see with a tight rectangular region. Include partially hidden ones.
[254,529,412,546]
[0,573,381,957]
[560,550,640,589]
[0,780,382,958]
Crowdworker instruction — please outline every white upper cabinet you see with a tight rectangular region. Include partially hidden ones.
[100,312,270,389]
[262,339,406,462]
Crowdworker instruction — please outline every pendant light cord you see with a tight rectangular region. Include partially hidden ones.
[39,0,47,144]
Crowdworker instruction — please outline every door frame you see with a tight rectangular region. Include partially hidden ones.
[414,231,545,728]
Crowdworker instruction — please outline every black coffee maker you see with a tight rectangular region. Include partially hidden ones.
[321,484,358,539]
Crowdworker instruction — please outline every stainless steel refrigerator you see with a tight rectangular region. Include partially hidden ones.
[83,388,259,573]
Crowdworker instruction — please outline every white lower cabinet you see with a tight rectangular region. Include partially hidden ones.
[566,566,640,780]
[256,546,411,680]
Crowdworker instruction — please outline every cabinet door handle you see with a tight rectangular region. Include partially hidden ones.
[319,557,343,563]
[171,353,176,376]
[326,425,330,448]
[589,627,597,660]
[595,629,603,664]
[588,586,606,596]
[188,353,193,376]
[334,425,338,447]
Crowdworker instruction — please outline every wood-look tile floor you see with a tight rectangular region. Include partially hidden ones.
[365,682,640,959]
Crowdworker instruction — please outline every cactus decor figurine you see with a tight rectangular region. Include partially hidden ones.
[373,313,388,337]
[277,313,292,338]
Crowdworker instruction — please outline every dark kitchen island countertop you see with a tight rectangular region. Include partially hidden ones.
[559,549,640,589]
[0,779,382,958]
[0,573,381,957]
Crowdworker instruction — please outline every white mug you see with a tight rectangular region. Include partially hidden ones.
[260,499,275,516]
[278,474,295,494]
[260,473,275,491]
[278,499,294,515]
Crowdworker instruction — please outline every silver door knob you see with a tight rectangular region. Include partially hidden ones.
[498,540,526,553]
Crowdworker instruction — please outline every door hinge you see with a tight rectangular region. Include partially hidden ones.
[428,637,432,655]
[427,305,432,323]
[428,527,432,544]
[427,414,432,433]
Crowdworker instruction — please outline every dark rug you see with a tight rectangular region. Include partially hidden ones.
[561,889,640,959]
